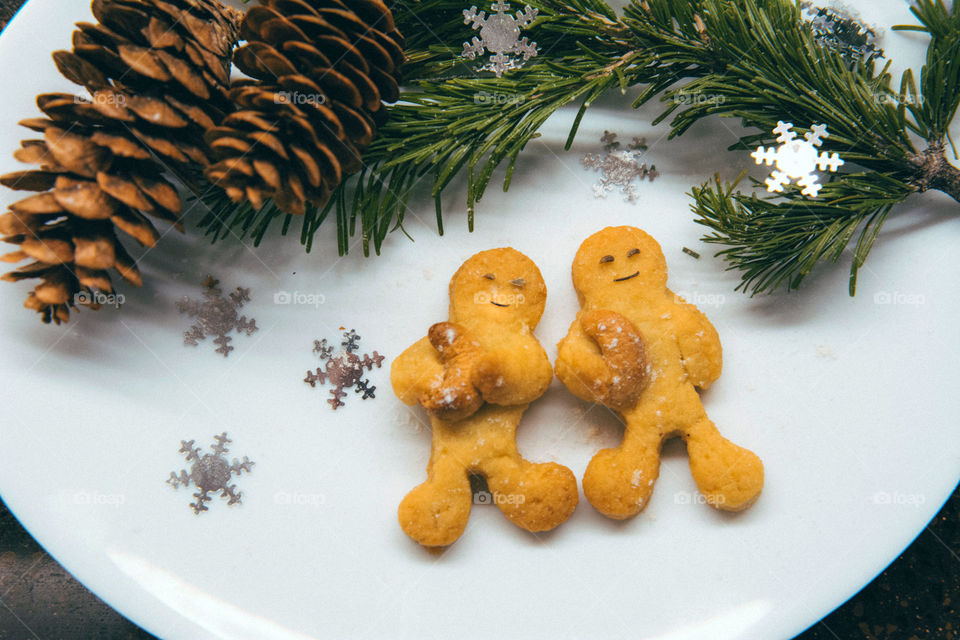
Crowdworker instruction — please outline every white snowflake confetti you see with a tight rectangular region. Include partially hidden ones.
[751,121,844,198]
[582,131,659,202]
[461,1,538,77]
[177,276,258,357]
[167,432,254,514]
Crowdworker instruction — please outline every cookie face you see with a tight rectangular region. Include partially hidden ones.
[571,226,668,303]
[449,248,547,328]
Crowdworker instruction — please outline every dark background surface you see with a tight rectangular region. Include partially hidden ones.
[0,1,956,638]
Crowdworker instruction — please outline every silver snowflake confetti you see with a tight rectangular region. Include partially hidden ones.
[167,432,255,514]
[341,329,361,353]
[462,1,538,77]
[582,131,659,202]
[800,1,882,63]
[177,276,258,357]
[304,330,385,410]
[313,338,334,359]
[751,121,843,197]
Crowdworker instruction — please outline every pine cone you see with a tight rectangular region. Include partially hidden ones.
[0,0,241,324]
[205,0,405,216]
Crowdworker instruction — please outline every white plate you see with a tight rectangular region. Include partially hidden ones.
[0,1,957,639]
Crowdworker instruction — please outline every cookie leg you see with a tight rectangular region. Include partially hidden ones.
[484,458,579,533]
[582,422,662,520]
[398,458,472,547]
[685,418,764,511]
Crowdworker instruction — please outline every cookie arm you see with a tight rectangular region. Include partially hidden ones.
[554,317,616,405]
[419,322,485,421]
[390,336,444,405]
[669,292,723,389]
[555,310,648,410]
[472,338,552,405]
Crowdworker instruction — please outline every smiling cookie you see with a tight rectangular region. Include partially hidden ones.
[392,248,578,547]
[556,227,764,518]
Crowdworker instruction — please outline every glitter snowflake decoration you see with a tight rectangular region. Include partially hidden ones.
[177,276,258,357]
[800,1,882,63]
[751,121,844,197]
[582,131,659,202]
[304,330,385,410]
[462,1,538,77]
[167,432,255,514]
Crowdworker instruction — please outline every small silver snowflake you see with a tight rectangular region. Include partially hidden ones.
[582,131,659,202]
[177,276,258,357]
[167,432,255,514]
[462,1,538,77]
[304,330,385,410]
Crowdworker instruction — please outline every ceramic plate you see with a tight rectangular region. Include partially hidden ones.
[0,1,957,638]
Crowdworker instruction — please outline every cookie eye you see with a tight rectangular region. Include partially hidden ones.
[483,273,495,280]
[599,255,614,264]
[627,248,640,257]
[510,278,525,287]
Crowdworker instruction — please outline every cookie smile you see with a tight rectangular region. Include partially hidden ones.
[614,271,639,282]
[490,301,509,307]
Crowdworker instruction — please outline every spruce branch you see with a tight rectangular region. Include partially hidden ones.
[621,0,959,293]
[193,0,959,299]
[894,0,960,143]
[198,0,653,255]
[692,172,912,295]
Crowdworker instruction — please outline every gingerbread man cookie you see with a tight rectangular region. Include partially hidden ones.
[556,227,763,518]
[392,248,578,547]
